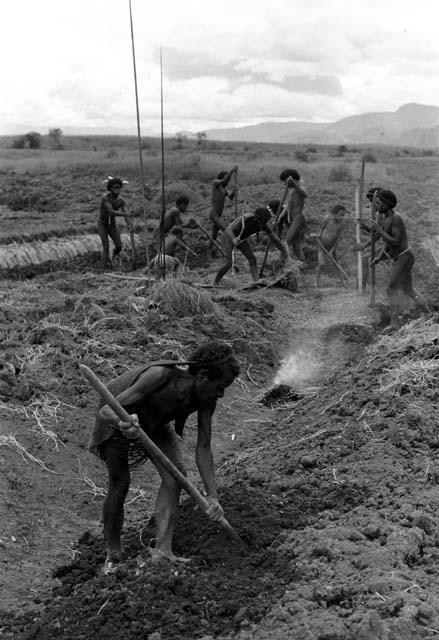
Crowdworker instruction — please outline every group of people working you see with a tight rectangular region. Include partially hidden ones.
[97,167,426,327]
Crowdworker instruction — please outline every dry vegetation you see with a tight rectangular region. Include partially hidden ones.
[1,135,439,639]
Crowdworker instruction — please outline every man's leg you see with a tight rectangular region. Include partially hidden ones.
[101,437,131,567]
[386,257,408,327]
[109,224,122,260]
[315,247,325,287]
[214,236,233,284]
[286,217,305,260]
[151,426,187,561]
[97,223,111,268]
[239,240,258,281]
[399,253,431,312]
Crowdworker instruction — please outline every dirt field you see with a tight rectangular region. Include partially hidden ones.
[1,141,439,639]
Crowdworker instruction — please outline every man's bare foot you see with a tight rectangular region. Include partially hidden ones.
[102,551,122,575]
[150,548,191,564]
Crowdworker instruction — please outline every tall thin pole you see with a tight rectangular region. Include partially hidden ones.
[369,190,378,306]
[159,47,166,279]
[128,0,150,274]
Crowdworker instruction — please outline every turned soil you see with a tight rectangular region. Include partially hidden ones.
[1,154,439,640]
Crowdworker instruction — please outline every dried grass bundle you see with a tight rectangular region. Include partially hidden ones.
[149,280,222,319]
[368,318,439,357]
[379,359,439,396]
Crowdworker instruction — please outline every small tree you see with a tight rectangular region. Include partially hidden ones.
[12,136,26,149]
[24,131,42,149]
[196,131,207,146]
[175,132,187,150]
[48,128,64,150]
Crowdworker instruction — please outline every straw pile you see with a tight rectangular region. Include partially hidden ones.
[0,232,144,269]
[148,280,221,318]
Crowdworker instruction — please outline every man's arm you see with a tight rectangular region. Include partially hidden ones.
[287,176,308,198]
[371,215,402,246]
[102,197,132,218]
[98,367,169,427]
[195,405,224,520]
[264,224,289,260]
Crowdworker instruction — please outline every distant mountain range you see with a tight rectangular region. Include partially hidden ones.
[204,103,439,148]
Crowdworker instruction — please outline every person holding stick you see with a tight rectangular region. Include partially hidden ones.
[214,207,288,285]
[89,341,240,572]
[357,187,385,290]
[279,169,308,261]
[148,226,194,277]
[208,166,238,255]
[154,195,190,249]
[366,189,429,327]
[97,177,132,269]
[313,205,347,287]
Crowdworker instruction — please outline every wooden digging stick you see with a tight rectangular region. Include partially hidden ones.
[193,221,226,257]
[369,190,378,306]
[259,182,290,278]
[355,187,363,293]
[79,364,243,544]
[315,237,350,283]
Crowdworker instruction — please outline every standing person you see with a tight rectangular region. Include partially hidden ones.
[214,207,288,285]
[97,177,130,269]
[154,195,190,250]
[89,342,240,572]
[209,166,237,254]
[279,169,308,260]
[367,189,429,327]
[314,205,347,287]
[357,187,384,290]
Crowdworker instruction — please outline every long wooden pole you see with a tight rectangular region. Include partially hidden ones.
[369,190,378,306]
[355,187,362,292]
[79,364,242,544]
[259,182,290,278]
[159,47,166,280]
[128,0,149,274]
[194,221,226,257]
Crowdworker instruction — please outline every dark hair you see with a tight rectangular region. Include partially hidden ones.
[171,226,184,237]
[330,205,346,215]
[216,171,228,180]
[378,189,397,209]
[107,177,123,191]
[188,342,240,379]
[176,195,189,207]
[268,199,281,215]
[366,187,382,202]
[254,207,271,226]
[280,168,300,182]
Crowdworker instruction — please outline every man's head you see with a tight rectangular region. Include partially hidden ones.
[188,342,240,405]
[268,199,281,216]
[330,204,347,220]
[377,189,397,213]
[280,168,300,182]
[107,177,123,194]
[171,226,184,238]
[176,195,189,212]
[366,187,382,203]
[254,207,271,228]
[217,170,228,180]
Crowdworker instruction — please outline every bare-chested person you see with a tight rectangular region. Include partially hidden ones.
[154,195,190,249]
[149,226,186,277]
[278,169,308,260]
[97,177,132,269]
[314,205,346,287]
[357,187,384,290]
[366,189,429,327]
[209,166,237,254]
[214,207,288,285]
[89,341,240,573]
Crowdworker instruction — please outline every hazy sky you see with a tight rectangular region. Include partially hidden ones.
[2,0,438,135]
